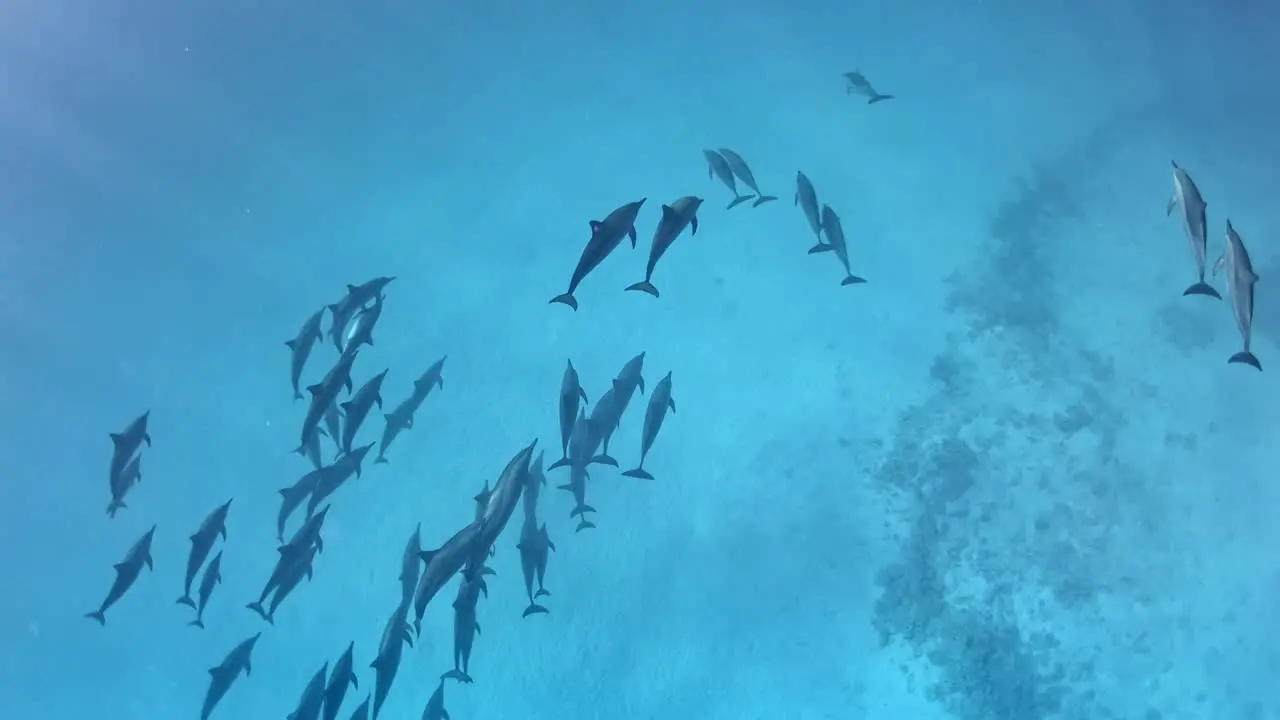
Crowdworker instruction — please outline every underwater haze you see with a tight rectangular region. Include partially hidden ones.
[2,0,1279,718]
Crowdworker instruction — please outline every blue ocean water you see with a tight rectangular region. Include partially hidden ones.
[3,1,1279,718]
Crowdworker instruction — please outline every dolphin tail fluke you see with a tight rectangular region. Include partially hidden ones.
[534,588,552,598]
[752,195,778,207]
[868,94,894,104]
[176,595,196,609]
[549,293,579,311]
[569,504,596,518]
[442,669,473,684]
[576,519,596,532]
[85,610,106,626]
[106,500,125,518]
[590,454,618,467]
[246,602,270,623]
[624,281,660,298]
[841,274,868,286]
[373,455,389,465]
[1228,351,1263,371]
[727,195,754,210]
[622,467,654,480]
[294,390,303,401]
[807,243,833,254]
[1182,282,1221,299]
[188,618,205,629]
[522,604,549,618]
[548,456,571,471]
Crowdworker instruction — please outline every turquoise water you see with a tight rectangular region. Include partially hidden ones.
[2,1,1279,718]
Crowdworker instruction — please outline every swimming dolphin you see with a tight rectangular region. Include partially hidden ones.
[552,360,589,470]
[718,149,777,207]
[322,641,360,720]
[298,349,360,454]
[86,524,156,625]
[412,520,486,635]
[106,452,142,518]
[517,520,555,616]
[623,371,676,480]
[704,150,754,209]
[201,632,260,720]
[397,524,423,612]
[550,199,646,310]
[422,677,451,720]
[306,443,374,518]
[187,551,222,629]
[288,661,329,720]
[843,70,894,104]
[626,196,703,298]
[247,542,319,625]
[811,204,867,286]
[107,411,151,499]
[287,308,326,400]
[347,696,371,720]
[374,357,444,464]
[339,370,388,454]
[442,573,485,684]
[1168,161,1221,299]
[370,605,413,720]
[795,171,824,246]
[342,293,384,354]
[1214,219,1262,370]
[178,498,232,609]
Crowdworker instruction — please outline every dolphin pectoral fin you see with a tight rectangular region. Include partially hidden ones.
[625,281,659,298]
[752,195,778,207]
[1212,255,1226,276]
[727,195,754,210]
[549,293,579,311]
[628,225,637,248]
[841,274,868,286]
[1228,351,1263,371]
[669,397,676,413]
[1165,197,1176,217]
[690,215,698,234]
[1182,282,1221,299]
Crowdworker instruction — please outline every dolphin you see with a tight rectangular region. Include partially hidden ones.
[704,150,754,209]
[795,171,824,247]
[517,519,555,617]
[442,572,485,684]
[1214,219,1262,370]
[811,204,867,286]
[86,524,156,625]
[475,441,537,550]
[1168,161,1221,299]
[298,349,360,454]
[328,278,395,352]
[287,662,329,720]
[370,606,414,720]
[339,370,388,454]
[626,196,704,298]
[373,357,445,464]
[588,352,647,466]
[397,524,423,612]
[107,411,151,496]
[422,677,451,720]
[277,468,325,542]
[623,371,676,480]
[843,70,894,104]
[718,149,777,207]
[347,696,370,720]
[552,360,589,470]
[287,308,326,400]
[187,551,222,629]
[201,632,260,720]
[306,444,374,518]
[342,293,384,354]
[247,543,318,625]
[412,520,487,635]
[106,452,143,518]
[322,641,360,720]
[522,450,546,524]
[178,498,232,608]
[550,199,646,310]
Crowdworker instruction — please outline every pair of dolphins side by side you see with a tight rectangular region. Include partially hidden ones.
[704,148,777,209]
[1168,161,1261,371]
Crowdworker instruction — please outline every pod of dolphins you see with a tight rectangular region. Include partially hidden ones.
[87,270,682,719]
[80,67,1266,720]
